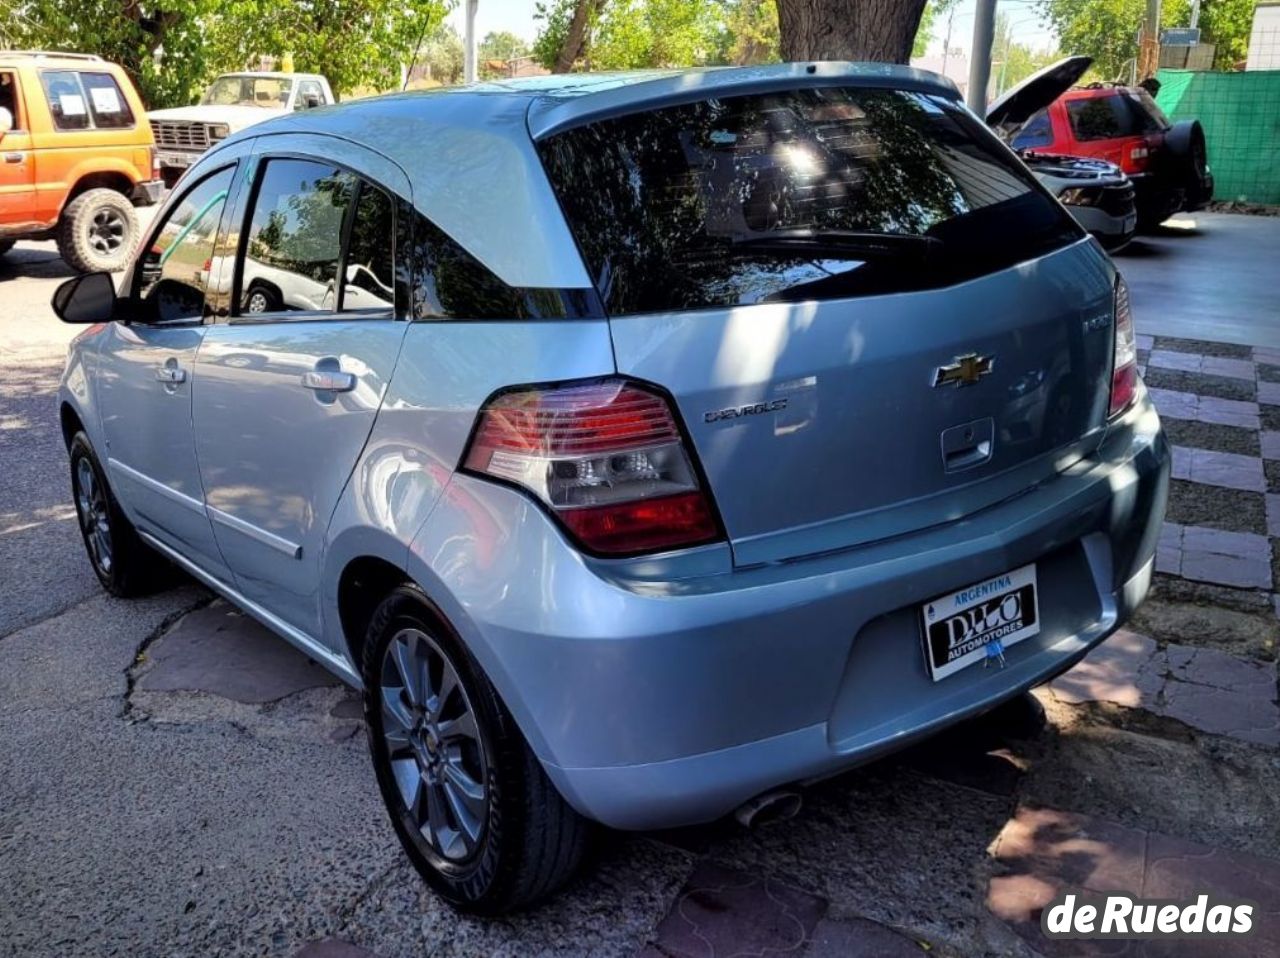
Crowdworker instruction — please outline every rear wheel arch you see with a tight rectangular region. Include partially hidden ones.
[337,554,412,668]
[334,550,556,765]
[64,171,135,209]
[60,402,86,450]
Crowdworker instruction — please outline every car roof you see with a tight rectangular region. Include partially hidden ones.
[0,50,113,68]
[211,63,961,291]
[1061,85,1136,100]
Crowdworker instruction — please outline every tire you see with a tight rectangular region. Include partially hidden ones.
[0,239,14,257]
[1163,120,1212,210]
[362,585,591,914]
[56,188,139,273]
[243,283,281,314]
[68,432,168,597]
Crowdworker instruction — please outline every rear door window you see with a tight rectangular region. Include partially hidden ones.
[538,86,1080,315]
[238,158,355,315]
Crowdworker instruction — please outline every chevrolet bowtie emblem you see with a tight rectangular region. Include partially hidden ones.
[933,353,995,388]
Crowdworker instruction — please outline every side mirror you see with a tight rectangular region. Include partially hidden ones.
[52,272,117,324]
[0,107,12,139]
[303,94,321,109]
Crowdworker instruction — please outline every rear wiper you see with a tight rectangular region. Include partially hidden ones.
[726,229,941,259]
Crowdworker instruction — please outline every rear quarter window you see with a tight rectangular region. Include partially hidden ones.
[537,86,1081,315]
[40,70,135,130]
[1066,93,1160,141]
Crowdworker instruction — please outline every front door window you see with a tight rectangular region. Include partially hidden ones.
[135,167,234,324]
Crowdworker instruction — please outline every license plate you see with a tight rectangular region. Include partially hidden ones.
[1122,213,1137,233]
[920,564,1040,681]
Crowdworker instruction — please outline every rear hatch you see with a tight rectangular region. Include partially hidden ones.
[536,81,1116,566]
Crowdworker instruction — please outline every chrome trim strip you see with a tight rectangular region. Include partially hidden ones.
[137,531,360,687]
[207,506,303,559]
[106,458,206,515]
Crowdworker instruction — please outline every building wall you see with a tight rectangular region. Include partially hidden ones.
[1248,3,1280,71]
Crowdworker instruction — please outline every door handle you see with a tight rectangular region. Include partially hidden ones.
[4,152,24,164]
[155,366,187,384]
[301,369,356,392]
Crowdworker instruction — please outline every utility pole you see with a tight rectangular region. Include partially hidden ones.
[463,0,479,83]
[967,0,997,112]
[941,3,958,79]
[1189,0,1201,29]
[1138,0,1161,79]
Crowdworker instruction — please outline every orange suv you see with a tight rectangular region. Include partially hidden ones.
[0,51,164,272]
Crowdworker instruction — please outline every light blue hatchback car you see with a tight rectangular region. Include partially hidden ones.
[55,63,1169,912]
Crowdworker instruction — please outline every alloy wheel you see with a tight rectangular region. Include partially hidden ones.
[87,207,127,255]
[75,457,113,575]
[246,290,269,313]
[379,628,489,862]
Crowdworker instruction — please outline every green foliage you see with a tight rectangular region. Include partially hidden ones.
[913,0,960,58]
[418,23,465,84]
[13,0,219,108]
[1197,0,1257,69]
[208,0,451,99]
[590,0,724,68]
[532,0,579,70]
[720,0,781,65]
[11,0,451,109]
[993,12,1061,95]
[479,29,532,78]
[480,30,531,63]
[535,0,784,71]
[1039,0,1255,79]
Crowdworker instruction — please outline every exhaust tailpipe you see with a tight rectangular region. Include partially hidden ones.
[733,789,802,828]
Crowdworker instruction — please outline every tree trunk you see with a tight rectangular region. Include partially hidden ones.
[776,0,930,64]
[553,0,603,73]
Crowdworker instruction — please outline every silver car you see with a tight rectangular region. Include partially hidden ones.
[54,63,1170,913]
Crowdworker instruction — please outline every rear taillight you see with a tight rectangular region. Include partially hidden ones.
[1109,275,1138,418]
[1121,134,1159,175]
[462,379,721,555]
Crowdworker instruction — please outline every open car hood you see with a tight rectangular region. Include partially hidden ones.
[985,55,1092,137]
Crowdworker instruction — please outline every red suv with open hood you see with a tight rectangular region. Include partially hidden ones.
[999,56,1213,229]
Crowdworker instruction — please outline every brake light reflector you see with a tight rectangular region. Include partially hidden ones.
[463,379,720,555]
[1109,275,1138,418]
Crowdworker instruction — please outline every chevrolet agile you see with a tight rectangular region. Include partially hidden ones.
[54,64,1169,913]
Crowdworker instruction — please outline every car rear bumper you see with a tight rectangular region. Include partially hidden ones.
[131,179,166,206]
[1067,204,1136,250]
[410,388,1169,831]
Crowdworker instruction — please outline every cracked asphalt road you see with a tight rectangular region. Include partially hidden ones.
[0,235,691,957]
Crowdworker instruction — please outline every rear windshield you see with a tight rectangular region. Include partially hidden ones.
[537,87,1081,316]
[1066,92,1166,141]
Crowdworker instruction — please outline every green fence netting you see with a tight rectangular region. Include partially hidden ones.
[1157,68,1280,205]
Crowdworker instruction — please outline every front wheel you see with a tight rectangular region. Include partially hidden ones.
[362,586,591,914]
[69,432,168,596]
[56,189,139,273]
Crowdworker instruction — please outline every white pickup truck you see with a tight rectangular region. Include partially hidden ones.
[148,72,335,185]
